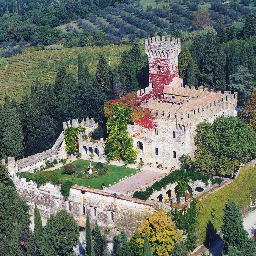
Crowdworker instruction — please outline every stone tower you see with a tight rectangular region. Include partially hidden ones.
[145,36,181,95]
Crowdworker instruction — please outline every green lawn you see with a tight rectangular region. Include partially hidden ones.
[57,159,140,190]
[197,163,256,243]
[19,159,140,190]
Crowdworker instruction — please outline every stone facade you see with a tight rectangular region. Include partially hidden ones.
[129,37,238,170]
[12,174,155,239]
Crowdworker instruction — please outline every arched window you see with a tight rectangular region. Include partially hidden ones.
[137,141,143,153]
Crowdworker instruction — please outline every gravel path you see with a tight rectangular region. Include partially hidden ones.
[243,209,256,238]
[105,170,166,194]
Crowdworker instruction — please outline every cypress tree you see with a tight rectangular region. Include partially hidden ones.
[78,54,90,83]
[92,221,107,256]
[86,213,93,256]
[113,230,131,256]
[143,233,152,256]
[0,104,24,159]
[54,64,67,96]
[96,54,110,90]
[185,58,197,88]
[178,47,191,79]
[172,242,188,256]
[34,203,43,242]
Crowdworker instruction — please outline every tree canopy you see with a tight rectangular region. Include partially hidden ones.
[38,209,79,256]
[194,116,256,176]
[0,164,30,256]
[132,210,183,256]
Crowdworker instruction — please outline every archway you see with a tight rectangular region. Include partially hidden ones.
[165,189,171,200]
[157,194,163,202]
[94,148,99,156]
[195,187,204,193]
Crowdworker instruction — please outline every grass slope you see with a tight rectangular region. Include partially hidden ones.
[197,163,256,243]
[0,44,130,101]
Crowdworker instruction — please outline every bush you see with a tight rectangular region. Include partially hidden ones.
[60,180,73,199]
[63,163,76,175]
[96,162,104,170]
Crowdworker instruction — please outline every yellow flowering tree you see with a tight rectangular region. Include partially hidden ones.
[131,210,183,256]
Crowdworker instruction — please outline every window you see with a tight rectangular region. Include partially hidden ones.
[94,207,97,217]
[137,141,143,152]
[173,151,176,158]
[155,128,158,135]
[173,131,176,138]
[188,114,190,118]
[155,148,159,155]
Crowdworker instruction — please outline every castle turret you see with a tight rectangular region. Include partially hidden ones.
[145,36,181,96]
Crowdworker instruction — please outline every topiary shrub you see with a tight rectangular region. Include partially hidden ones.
[60,180,73,199]
[63,163,76,175]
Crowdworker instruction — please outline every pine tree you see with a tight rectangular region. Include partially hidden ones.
[222,199,248,254]
[34,203,43,242]
[92,221,107,256]
[143,233,152,256]
[243,13,256,39]
[86,213,93,256]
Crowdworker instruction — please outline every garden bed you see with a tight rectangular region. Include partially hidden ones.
[17,159,140,190]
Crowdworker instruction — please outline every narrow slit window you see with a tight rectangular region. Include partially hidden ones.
[155,148,159,155]
[173,131,176,138]
[173,151,176,158]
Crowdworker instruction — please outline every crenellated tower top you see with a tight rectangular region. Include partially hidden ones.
[145,36,181,59]
[145,36,181,96]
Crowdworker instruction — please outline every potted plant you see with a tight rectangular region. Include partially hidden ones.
[157,163,163,169]
[89,153,94,161]
[138,160,144,169]
[76,152,81,159]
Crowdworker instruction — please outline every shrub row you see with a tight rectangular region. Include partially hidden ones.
[133,169,223,201]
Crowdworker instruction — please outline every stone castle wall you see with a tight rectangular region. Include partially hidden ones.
[3,117,99,175]
[129,87,237,169]
[12,174,155,239]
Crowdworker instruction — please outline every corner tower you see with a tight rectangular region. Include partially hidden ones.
[145,36,181,95]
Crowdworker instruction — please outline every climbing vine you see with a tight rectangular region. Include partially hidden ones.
[64,126,85,154]
[104,91,156,130]
[105,104,137,163]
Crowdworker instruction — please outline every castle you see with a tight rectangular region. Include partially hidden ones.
[127,36,237,170]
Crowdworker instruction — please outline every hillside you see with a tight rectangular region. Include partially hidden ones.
[0,44,130,101]
[197,162,256,243]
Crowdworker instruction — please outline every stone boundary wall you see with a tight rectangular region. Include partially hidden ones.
[12,174,155,239]
[2,117,98,175]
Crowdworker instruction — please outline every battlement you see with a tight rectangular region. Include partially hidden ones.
[145,36,181,59]
[141,87,237,126]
